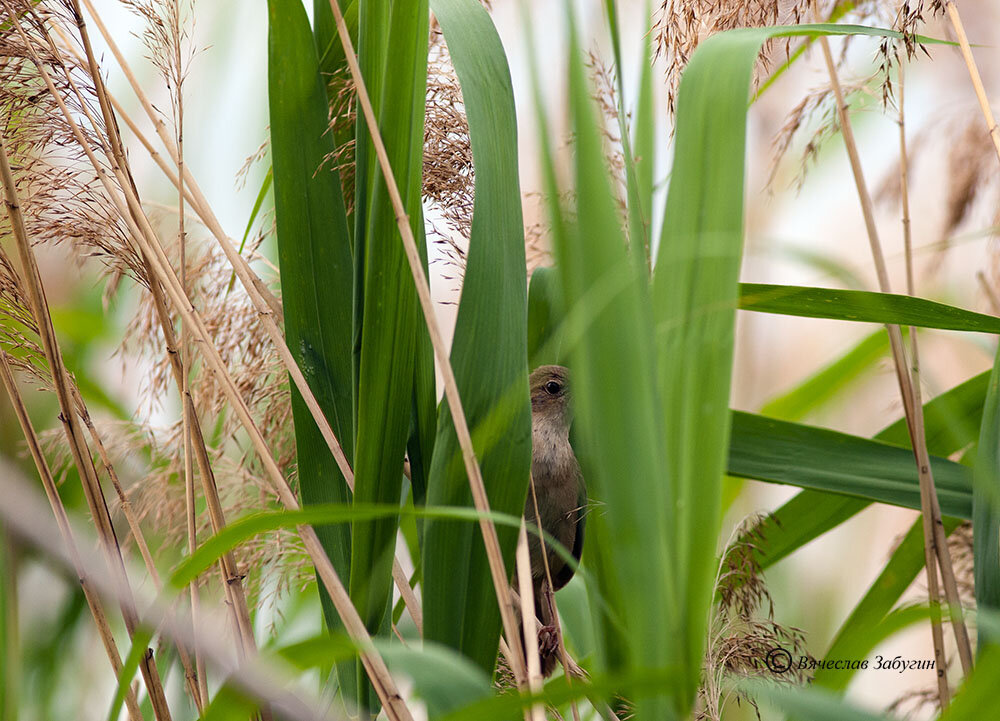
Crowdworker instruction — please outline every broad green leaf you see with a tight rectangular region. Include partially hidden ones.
[647,25,931,717]
[553,7,674,718]
[277,636,496,719]
[527,266,563,368]
[740,283,1000,333]
[350,0,429,709]
[761,330,890,421]
[378,643,493,718]
[422,0,531,675]
[517,21,943,719]
[266,0,355,685]
[730,411,972,518]
[813,517,960,691]
[974,345,1000,651]
[650,21,752,715]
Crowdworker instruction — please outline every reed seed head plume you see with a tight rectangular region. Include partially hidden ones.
[699,515,812,721]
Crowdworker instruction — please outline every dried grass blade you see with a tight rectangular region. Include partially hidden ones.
[515,524,544,721]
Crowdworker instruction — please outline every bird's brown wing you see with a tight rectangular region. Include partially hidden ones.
[552,485,585,591]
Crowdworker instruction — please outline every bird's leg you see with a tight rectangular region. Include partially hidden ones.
[535,577,560,664]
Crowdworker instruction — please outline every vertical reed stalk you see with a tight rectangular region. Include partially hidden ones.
[169,4,209,707]
[897,64,951,707]
[528,473,583,721]
[815,28,974,674]
[42,2,261,661]
[66,4,423,633]
[75,1,354,480]
[515,525,544,721]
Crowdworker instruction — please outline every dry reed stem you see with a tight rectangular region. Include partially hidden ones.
[897,66,950,707]
[9,10,411,717]
[165,0,210,705]
[516,524,545,721]
[42,3,260,662]
[944,2,1000,165]
[0,129,173,721]
[391,560,423,634]
[0,351,145,721]
[325,0,528,685]
[79,402,206,707]
[75,0,371,549]
[815,27,974,674]
[0,472,344,721]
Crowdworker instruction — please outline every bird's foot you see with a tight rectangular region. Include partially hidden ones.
[538,624,559,658]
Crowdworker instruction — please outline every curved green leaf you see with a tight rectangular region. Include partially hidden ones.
[740,283,1000,333]
[730,411,972,517]
[754,370,988,571]
[267,0,354,665]
[349,1,430,708]
[553,7,673,718]
[422,0,531,675]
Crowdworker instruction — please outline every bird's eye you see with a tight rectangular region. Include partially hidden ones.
[544,380,562,395]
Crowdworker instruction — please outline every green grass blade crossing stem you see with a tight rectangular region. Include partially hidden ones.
[266,0,355,691]
[349,0,430,709]
[422,0,532,675]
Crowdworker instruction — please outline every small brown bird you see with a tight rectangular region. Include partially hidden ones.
[522,364,586,675]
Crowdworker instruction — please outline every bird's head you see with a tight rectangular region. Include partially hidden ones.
[529,364,572,429]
